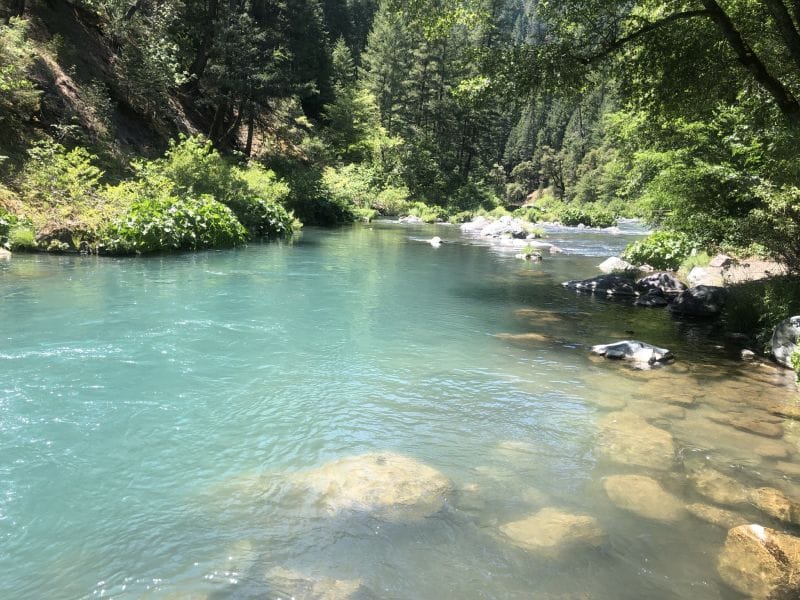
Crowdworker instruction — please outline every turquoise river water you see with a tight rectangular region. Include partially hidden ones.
[1,222,798,599]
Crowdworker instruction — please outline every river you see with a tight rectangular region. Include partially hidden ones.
[1,221,797,599]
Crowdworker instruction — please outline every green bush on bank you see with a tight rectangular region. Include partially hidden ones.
[622,231,695,270]
[791,348,800,381]
[723,277,800,349]
[136,136,295,239]
[101,188,247,254]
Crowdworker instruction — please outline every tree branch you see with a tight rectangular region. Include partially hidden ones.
[702,0,800,127]
[761,0,800,71]
[579,10,711,64]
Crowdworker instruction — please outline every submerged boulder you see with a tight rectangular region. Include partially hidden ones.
[686,503,747,529]
[687,465,749,506]
[598,257,635,274]
[749,487,800,525]
[291,452,451,521]
[634,289,669,308]
[603,474,684,522]
[669,285,727,318]
[596,411,675,470]
[562,275,638,297]
[266,567,363,600]
[590,340,673,366]
[717,524,800,600]
[771,316,800,368]
[500,507,605,556]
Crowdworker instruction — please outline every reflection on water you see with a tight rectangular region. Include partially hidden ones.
[0,222,798,599]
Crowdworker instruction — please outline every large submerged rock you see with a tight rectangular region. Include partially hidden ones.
[266,567,363,600]
[687,464,749,506]
[292,452,451,521]
[562,275,638,297]
[750,487,800,525]
[603,474,684,522]
[771,316,800,368]
[596,411,675,470]
[669,285,727,318]
[590,340,673,366]
[686,503,747,529]
[717,524,800,600]
[500,507,605,556]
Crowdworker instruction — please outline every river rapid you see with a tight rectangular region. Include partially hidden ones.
[1,221,798,599]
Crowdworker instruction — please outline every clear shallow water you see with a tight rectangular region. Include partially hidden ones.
[1,222,798,600]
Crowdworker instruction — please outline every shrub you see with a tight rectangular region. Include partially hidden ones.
[374,186,410,215]
[101,190,247,254]
[558,204,616,228]
[623,230,695,270]
[354,207,378,222]
[135,137,294,238]
[678,251,711,277]
[724,277,800,349]
[407,201,447,223]
[0,206,16,242]
[791,348,800,381]
[8,224,36,250]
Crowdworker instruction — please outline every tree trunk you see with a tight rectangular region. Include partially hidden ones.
[761,0,800,71]
[245,111,255,157]
[209,98,230,144]
[189,0,219,80]
[702,0,800,128]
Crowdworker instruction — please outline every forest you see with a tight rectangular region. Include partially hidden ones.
[0,0,799,272]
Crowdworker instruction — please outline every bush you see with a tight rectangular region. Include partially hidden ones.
[270,156,354,226]
[354,207,378,222]
[134,137,295,238]
[406,201,446,223]
[558,204,616,228]
[8,224,36,250]
[724,277,800,349]
[101,191,247,254]
[791,348,800,381]
[622,230,695,270]
[0,206,17,243]
[374,186,410,215]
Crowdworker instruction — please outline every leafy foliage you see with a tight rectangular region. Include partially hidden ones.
[102,190,247,254]
[622,231,695,270]
[0,18,39,139]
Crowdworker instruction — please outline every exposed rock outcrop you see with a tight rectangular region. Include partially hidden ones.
[771,316,800,368]
[669,285,727,318]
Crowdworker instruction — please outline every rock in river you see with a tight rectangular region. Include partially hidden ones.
[500,507,605,556]
[562,274,638,297]
[267,567,363,600]
[291,452,451,521]
[596,411,675,470]
[603,474,684,522]
[750,487,800,525]
[598,257,635,274]
[590,340,673,366]
[669,285,727,318]
[687,465,749,506]
[686,503,747,529]
[634,289,669,308]
[771,315,800,368]
[717,524,800,600]
[636,272,686,295]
